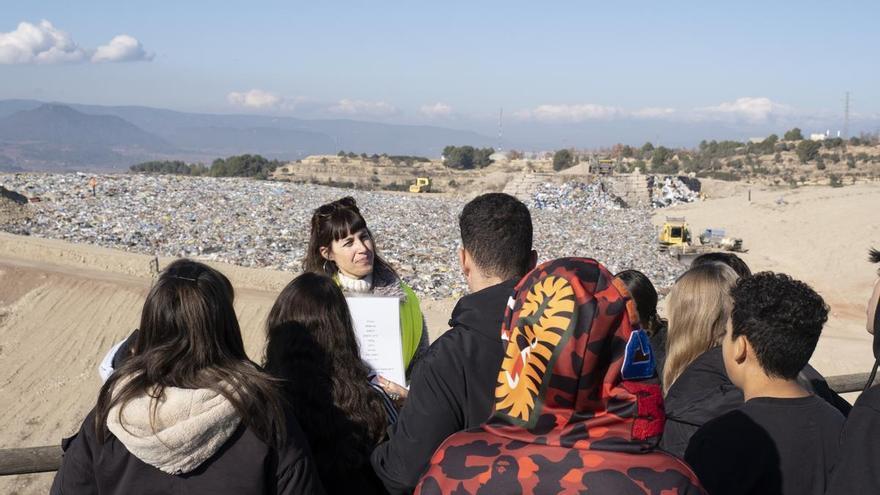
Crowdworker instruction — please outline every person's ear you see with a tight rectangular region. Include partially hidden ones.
[459,247,470,277]
[527,250,538,271]
[733,334,748,365]
[319,246,333,261]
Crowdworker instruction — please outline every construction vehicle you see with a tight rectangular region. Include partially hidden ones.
[588,156,616,176]
[659,217,744,259]
[699,228,743,252]
[658,217,691,251]
[409,177,431,193]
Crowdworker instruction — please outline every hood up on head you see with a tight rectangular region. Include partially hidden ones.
[107,384,241,475]
[486,257,663,453]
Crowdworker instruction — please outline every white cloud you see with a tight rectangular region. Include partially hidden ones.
[696,97,790,122]
[329,99,397,116]
[92,35,153,62]
[515,104,622,123]
[0,20,151,64]
[0,20,87,64]
[631,107,676,119]
[227,89,282,109]
[419,102,453,118]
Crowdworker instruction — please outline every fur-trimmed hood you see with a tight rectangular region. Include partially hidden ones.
[107,385,241,475]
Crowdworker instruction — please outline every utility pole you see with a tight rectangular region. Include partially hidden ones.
[843,91,850,140]
[497,108,503,151]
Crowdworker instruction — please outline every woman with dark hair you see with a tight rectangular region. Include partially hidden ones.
[264,272,395,494]
[614,269,668,374]
[51,259,323,495]
[304,196,427,386]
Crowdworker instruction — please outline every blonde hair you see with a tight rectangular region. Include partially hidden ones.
[662,262,739,394]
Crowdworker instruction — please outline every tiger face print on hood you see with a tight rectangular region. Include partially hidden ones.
[416,258,705,495]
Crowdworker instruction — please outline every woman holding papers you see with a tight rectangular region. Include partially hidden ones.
[264,272,397,495]
[304,196,428,387]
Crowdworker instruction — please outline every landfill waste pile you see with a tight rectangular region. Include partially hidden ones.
[651,176,700,208]
[0,185,30,233]
[529,181,625,211]
[0,174,685,298]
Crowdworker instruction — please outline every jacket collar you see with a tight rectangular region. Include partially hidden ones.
[448,278,519,342]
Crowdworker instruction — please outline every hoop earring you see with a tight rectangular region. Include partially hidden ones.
[323,260,333,274]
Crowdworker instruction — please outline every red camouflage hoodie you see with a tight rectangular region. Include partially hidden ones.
[415,258,705,495]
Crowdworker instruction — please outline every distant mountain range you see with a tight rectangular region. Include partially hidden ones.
[0,99,495,171]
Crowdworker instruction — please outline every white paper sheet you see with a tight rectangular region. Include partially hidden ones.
[345,296,405,386]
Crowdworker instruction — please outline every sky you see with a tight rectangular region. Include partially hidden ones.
[1,0,879,146]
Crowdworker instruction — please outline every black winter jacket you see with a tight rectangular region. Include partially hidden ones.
[51,410,324,495]
[826,384,880,494]
[661,347,851,458]
[370,279,516,495]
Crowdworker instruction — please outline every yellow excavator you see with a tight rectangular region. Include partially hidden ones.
[409,177,431,193]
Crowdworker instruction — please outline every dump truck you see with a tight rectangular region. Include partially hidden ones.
[409,177,431,193]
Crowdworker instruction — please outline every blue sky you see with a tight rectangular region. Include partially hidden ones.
[1,1,879,145]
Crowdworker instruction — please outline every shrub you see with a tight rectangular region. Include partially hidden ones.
[784,128,804,141]
[796,140,822,163]
[552,149,574,171]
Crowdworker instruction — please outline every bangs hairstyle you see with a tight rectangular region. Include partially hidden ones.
[94,259,287,448]
[302,196,396,279]
[662,262,739,394]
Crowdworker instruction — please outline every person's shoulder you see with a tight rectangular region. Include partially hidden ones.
[691,409,758,447]
[854,384,880,414]
[417,327,469,369]
[809,394,847,423]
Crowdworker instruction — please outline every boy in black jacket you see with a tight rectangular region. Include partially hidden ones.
[826,248,880,494]
[685,272,843,495]
[371,193,536,495]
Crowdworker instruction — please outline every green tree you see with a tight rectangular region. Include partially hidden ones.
[641,142,655,154]
[784,128,804,141]
[552,149,574,171]
[796,140,821,164]
[651,146,672,170]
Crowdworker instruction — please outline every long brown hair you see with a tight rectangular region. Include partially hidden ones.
[263,272,388,482]
[95,259,287,447]
[302,196,397,280]
[662,262,738,394]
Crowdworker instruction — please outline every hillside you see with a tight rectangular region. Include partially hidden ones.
[0,104,173,171]
[0,100,497,169]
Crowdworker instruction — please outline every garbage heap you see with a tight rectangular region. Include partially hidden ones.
[0,174,685,298]
[651,176,700,208]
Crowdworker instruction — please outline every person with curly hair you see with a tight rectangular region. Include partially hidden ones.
[826,248,880,494]
[263,272,396,494]
[685,272,844,495]
[660,263,849,458]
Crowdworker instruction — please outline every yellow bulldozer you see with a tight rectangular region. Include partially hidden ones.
[659,217,744,258]
[409,177,431,193]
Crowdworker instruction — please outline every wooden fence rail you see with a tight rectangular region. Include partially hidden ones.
[2,371,877,477]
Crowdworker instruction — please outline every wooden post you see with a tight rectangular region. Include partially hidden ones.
[0,446,62,476]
